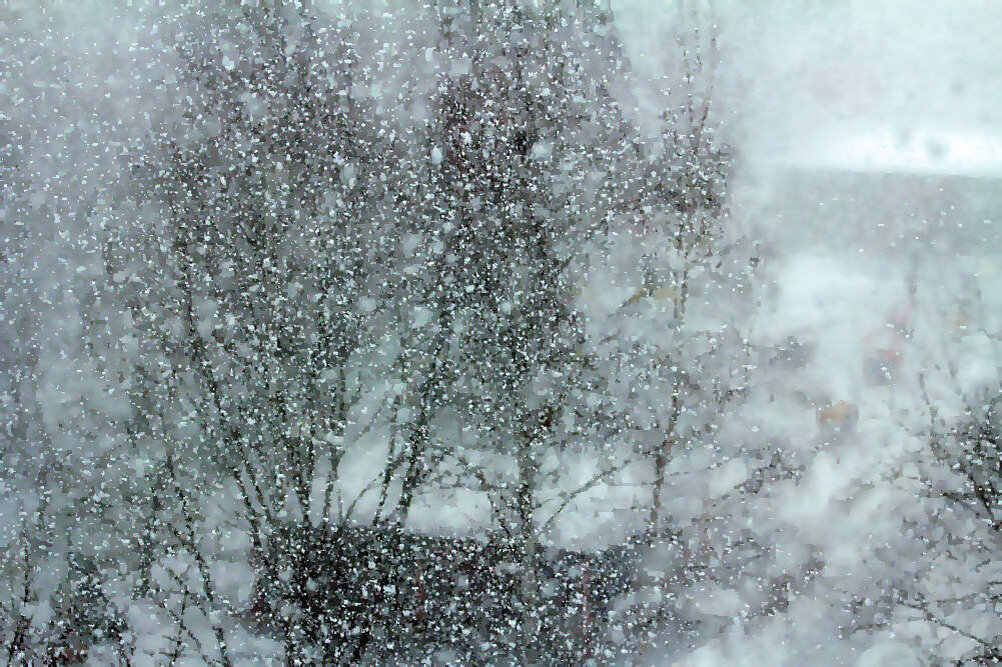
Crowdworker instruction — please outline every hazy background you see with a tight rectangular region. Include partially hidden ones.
[615,0,1002,174]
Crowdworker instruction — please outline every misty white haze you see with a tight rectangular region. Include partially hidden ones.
[1,1,999,664]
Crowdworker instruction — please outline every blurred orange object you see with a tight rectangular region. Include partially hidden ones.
[818,400,858,433]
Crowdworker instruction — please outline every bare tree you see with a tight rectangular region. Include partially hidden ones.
[121,5,411,661]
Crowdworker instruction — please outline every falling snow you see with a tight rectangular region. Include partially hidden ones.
[1,1,1000,665]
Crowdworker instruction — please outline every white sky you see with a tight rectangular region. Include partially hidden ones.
[614,0,1002,175]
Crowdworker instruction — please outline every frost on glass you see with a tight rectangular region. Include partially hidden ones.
[1,0,999,665]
